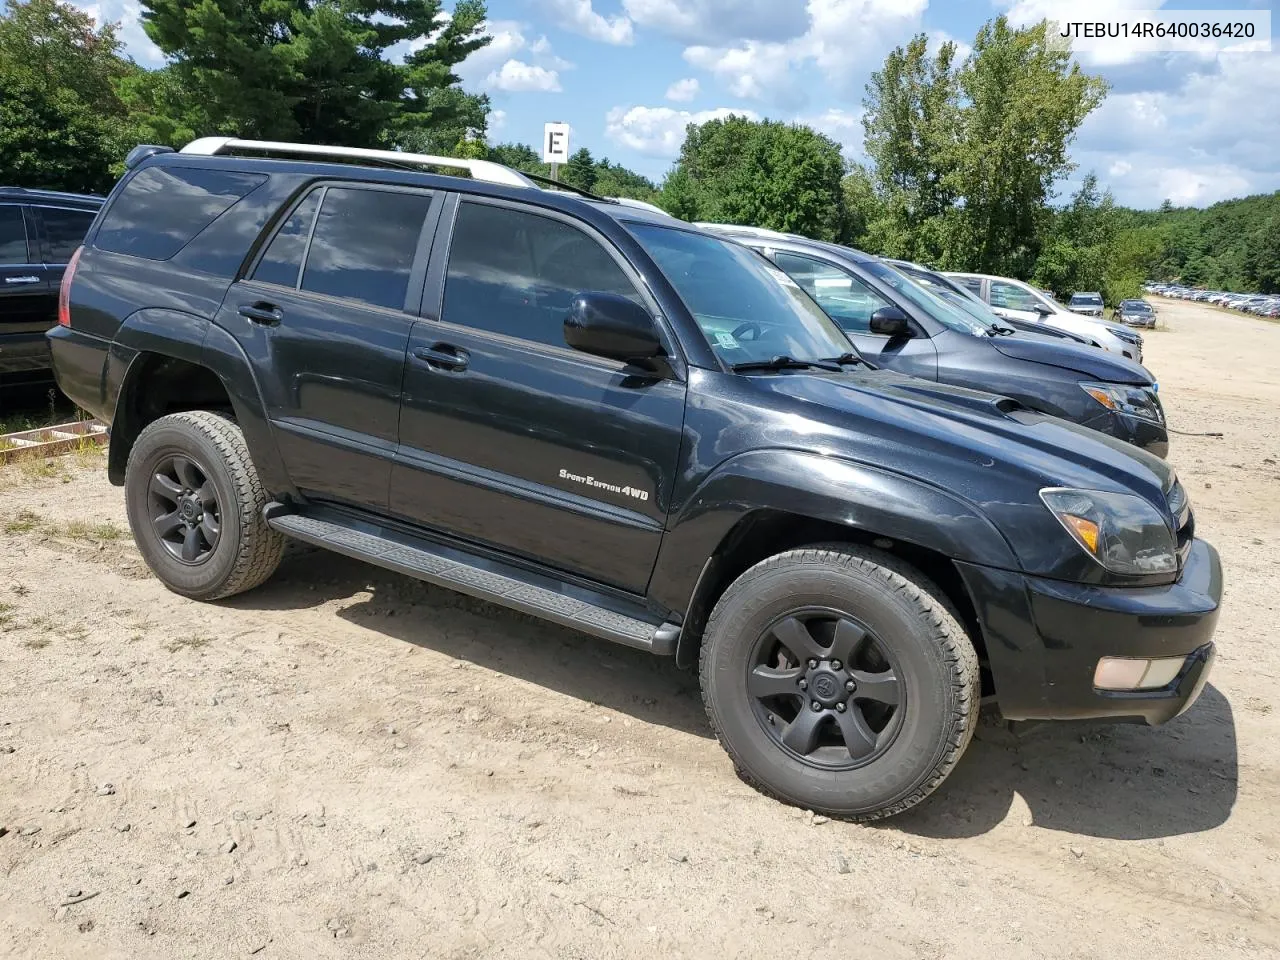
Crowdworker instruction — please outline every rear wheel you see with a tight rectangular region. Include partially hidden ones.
[125,411,284,600]
[699,544,979,821]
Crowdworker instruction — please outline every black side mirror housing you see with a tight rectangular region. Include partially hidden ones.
[1033,303,1053,317]
[869,305,911,337]
[564,292,664,364]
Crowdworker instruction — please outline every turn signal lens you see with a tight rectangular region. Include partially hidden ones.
[1082,386,1117,410]
[58,244,83,327]
[1062,515,1100,553]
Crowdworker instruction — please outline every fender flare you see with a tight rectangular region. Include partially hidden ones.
[647,449,1018,663]
[104,310,292,496]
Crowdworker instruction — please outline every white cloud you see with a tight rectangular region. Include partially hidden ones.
[72,1,164,65]
[1109,159,1133,177]
[489,110,508,135]
[679,0,927,107]
[605,105,760,156]
[453,20,572,94]
[542,0,634,45]
[665,77,700,102]
[623,0,809,44]
[486,61,563,93]
[797,107,865,157]
[927,29,972,62]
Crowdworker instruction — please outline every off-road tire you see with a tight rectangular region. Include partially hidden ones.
[125,410,284,600]
[699,544,980,821]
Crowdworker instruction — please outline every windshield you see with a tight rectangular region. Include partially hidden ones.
[1122,301,1152,313]
[1071,294,1104,306]
[897,266,1008,327]
[627,224,854,366]
[861,260,994,335]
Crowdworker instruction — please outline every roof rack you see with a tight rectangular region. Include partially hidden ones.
[695,222,804,242]
[611,197,672,216]
[179,137,537,189]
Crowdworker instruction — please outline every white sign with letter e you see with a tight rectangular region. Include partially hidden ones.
[543,122,570,164]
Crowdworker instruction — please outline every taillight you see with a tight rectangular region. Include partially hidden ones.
[58,245,83,327]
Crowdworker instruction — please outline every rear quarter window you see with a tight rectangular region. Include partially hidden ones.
[95,165,267,261]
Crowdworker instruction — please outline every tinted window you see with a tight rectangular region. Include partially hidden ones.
[772,252,890,334]
[1070,293,1103,306]
[629,224,852,365]
[38,207,96,262]
[956,276,983,295]
[253,192,320,288]
[96,165,267,261]
[443,202,641,347]
[0,206,28,263]
[862,259,992,335]
[300,187,431,311]
[989,280,1044,312]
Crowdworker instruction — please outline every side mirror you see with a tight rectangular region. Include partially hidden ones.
[869,304,911,337]
[564,292,664,363]
[1033,303,1053,317]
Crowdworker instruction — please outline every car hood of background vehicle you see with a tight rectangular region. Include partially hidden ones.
[752,368,1173,503]
[990,335,1152,385]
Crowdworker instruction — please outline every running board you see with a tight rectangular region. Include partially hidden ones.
[266,511,679,655]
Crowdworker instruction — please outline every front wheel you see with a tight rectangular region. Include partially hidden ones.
[699,544,980,821]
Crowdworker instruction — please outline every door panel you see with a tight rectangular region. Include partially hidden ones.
[216,184,436,510]
[0,205,51,336]
[35,205,97,301]
[390,198,686,593]
[771,250,938,380]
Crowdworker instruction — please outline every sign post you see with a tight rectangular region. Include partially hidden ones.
[543,122,570,183]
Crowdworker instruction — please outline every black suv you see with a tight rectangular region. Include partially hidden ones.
[1,187,103,384]
[48,140,1223,821]
[699,226,1168,457]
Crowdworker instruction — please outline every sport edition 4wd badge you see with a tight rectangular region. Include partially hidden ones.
[559,468,650,502]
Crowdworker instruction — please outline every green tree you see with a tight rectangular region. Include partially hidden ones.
[563,147,598,192]
[951,18,1108,276]
[662,116,847,240]
[138,0,492,146]
[1244,216,1280,293]
[0,0,135,192]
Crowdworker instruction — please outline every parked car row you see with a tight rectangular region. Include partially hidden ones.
[44,138,1220,823]
[1147,282,1280,317]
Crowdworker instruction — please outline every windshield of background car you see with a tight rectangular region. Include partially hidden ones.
[1071,294,1104,306]
[627,223,854,366]
[1123,301,1153,313]
[861,260,993,336]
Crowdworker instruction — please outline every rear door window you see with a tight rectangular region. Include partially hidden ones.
[298,187,432,311]
[252,192,321,288]
[96,165,267,260]
[37,207,97,262]
[0,206,30,263]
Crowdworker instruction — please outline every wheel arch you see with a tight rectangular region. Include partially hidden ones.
[106,310,291,496]
[650,450,1013,670]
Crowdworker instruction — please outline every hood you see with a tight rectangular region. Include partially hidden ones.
[750,367,1174,505]
[990,334,1152,384]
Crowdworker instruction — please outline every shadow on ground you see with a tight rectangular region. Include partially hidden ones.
[230,546,1238,839]
[893,684,1237,840]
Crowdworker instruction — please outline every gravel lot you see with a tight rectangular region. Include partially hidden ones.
[1,296,1277,959]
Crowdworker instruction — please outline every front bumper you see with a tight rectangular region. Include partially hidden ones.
[957,538,1222,725]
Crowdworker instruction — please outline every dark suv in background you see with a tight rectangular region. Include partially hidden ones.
[48,139,1222,821]
[0,187,103,385]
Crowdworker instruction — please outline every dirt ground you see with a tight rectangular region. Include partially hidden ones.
[1,297,1278,959]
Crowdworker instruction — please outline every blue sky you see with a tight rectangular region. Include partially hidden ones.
[73,0,1278,209]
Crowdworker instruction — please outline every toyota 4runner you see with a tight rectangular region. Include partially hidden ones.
[48,139,1224,821]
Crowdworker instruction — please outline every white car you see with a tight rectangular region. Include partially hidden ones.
[945,272,1144,364]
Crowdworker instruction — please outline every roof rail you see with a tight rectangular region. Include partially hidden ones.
[695,221,803,242]
[179,137,537,189]
[610,197,672,216]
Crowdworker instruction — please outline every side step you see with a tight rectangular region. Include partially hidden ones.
[267,511,679,655]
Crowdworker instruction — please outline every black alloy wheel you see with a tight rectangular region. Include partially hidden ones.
[147,454,222,564]
[748,608,905,769]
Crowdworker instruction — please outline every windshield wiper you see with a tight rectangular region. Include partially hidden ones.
[816,352,866,367]
[730,355,841,373]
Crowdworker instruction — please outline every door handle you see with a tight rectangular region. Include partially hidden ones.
[4,276,40,284]
[238,302,283,325]
[412,343,469,371]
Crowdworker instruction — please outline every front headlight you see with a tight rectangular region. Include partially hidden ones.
[1080,381,1164,424]
[1040,488,1177,576]
[1106,326,1141,345]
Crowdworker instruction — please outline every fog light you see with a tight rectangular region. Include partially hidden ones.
[1094,656,1187,691]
